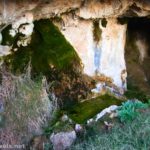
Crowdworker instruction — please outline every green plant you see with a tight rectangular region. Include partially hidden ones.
[117,100,148,122]
[93,20,102,43]
[44,110,74,137]
[44,110,63,136]
[72,109,150,150]
[4,19,81,74]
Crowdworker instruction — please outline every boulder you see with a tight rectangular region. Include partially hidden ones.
[50,131,76,150]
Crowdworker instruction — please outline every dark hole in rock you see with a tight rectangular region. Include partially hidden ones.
[101,18,107,27]
[125,17,150,101]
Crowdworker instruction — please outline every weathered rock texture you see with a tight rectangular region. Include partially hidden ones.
[1,0,150,91]
[1,0,150,23]
[56,16,127,89]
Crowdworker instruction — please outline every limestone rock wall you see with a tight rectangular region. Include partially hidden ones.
[1,0,150,24]
[98,19,127,89]
[55,16,127,89]
[1,0,150,92]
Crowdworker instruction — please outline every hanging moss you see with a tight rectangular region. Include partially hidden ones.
[5,47,32,74]
[32,19,80,71]
[93,20,102,43]
[5,19,81,75]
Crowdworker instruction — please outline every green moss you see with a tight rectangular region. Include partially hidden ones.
[5,19,80,74]
[44,109,74,136]
[67,94,124,124]
[44,120,73,136]
[32,19,80,72]
[6,47,32,73]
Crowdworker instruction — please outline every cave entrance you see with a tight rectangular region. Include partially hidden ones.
[125,17,150,100]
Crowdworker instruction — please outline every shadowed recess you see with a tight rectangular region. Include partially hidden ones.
[125,17,150,101]
[67,94,123,124]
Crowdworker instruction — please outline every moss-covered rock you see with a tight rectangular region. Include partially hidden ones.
[67,94,123,124]
[31,19,80,72]
[3,19,90,108]
[4,19,81,74]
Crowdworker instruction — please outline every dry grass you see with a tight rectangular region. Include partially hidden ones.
[72,109,150,150]
[0,65,57,145]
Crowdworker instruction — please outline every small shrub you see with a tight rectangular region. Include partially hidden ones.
[117,100,148,122]
[0,66,57,145]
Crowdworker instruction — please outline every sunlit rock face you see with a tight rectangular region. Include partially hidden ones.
[1,0,150,92]
[56,16,127,89]
[55,16,95,76]
[99,19,127,89]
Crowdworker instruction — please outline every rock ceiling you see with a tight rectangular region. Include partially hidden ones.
[0,0,150,25]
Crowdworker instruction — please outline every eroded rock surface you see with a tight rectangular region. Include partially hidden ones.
[1,0,150,93]
[56,16,127,89]
[1,0,150,23]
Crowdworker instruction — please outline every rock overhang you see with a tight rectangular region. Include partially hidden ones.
[1,0,150,24]
[1,0,150,95]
